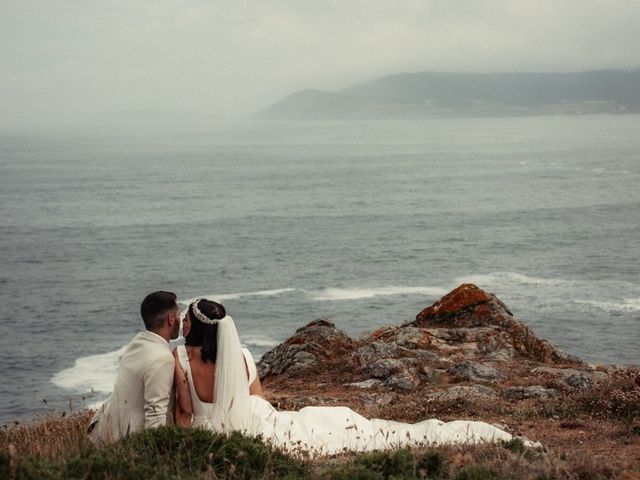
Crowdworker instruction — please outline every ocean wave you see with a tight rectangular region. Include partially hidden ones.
[574,298,640,314]
[51,346,126,395]
[241,335,280,348]
[455,271,570,287]
[180,288,296,305]
[51,333,275,397]
[311,286,448,301]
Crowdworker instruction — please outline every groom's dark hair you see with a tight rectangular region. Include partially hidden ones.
[141,291,178,331]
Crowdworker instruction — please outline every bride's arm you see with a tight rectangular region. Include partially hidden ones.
[249,375,265,398]
[243,352,265,398]
[173,349,193,427]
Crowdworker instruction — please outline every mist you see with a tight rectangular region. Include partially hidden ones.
[2,0,640,131]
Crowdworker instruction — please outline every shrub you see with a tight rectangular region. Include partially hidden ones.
[580,369,640,431]
[322,448,445,480]
[415,449,446,478]
[502,438,525,454]
[452,465,503,480]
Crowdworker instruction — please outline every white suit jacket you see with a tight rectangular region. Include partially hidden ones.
[87,331,174,444]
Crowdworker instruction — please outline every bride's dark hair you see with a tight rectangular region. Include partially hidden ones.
[185,299,226,363]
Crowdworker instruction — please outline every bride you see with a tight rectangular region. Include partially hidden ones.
[173,298,530,457]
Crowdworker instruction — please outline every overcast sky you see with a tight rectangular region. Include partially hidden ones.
[2,0,640,129]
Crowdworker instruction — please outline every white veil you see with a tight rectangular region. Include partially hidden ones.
[211,315,252,434]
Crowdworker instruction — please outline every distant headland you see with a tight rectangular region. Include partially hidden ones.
[260,69,640,120]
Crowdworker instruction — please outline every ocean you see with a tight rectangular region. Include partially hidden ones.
[1,115,639,424]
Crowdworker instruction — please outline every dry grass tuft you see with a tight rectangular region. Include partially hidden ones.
[0,410,93,460]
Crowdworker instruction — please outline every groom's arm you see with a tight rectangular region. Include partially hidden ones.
[143,353,175,429]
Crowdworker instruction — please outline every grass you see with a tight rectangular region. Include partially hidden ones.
[0,410,93,460]
[1,425,305,480]
[2,417,636,480]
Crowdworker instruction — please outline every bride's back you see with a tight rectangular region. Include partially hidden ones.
[185,346,215,403]
[184,345,253,404]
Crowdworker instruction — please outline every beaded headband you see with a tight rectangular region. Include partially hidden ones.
[191,299,229,325]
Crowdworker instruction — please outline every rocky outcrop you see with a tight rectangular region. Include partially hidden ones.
[412,284,581,364]
[504,385,558,400]
[257,284,602,409]
[258,319,355,379]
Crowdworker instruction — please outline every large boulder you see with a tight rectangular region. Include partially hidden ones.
[257,319,355,379]
[412,284,581,364]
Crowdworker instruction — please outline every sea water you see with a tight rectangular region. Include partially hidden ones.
[1,115,639,424]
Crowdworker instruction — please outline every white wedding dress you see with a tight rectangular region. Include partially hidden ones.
[176,345,522,457]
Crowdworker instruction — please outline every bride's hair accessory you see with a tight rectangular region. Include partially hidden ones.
[191,299,231,325]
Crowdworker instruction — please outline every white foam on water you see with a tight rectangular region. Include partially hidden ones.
[52,332,278,400]
[311,286,448,301]
[241,335,280,348]
[51,346,126,395]
[575,298,640,314]
[180,288,296,305]
[455,271,570,288]
[455,271,640,319]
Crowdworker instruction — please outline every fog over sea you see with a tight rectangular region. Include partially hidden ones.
[1,115,639,424]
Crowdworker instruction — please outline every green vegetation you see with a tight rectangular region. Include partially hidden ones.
[0,425,546,480]
[451,465,501,480]
[501,438,525,455]
[1,426,305,479]
[319,448,445,479]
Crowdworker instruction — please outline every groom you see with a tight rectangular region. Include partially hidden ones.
[87,291,181,444]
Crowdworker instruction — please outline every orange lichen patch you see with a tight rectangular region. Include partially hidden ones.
[416,284,493,325]
[369,326,396,341]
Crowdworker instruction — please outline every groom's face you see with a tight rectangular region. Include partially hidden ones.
[168,305,181,340]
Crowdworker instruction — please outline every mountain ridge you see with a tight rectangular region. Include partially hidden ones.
[261,69,640,120]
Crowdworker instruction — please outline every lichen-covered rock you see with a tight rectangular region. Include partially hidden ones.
[258,319,355,379]
[368,358,406,379]
[349,341,400,369]
[346,379,382,389]
[448,362,506,383]
[359,392,396,407]
[504,385,558,400]
[416,284,497,324]
[422,327,516,359]
[531,367,604,389]
[564,372,594,389]
[432,385,498,402]
[413,284,582,365]
[384,370,420,391]
[391,326,434,350]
